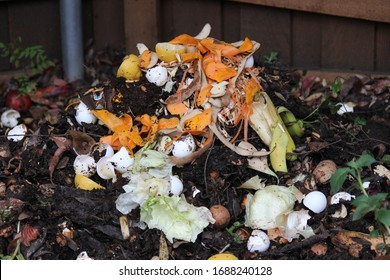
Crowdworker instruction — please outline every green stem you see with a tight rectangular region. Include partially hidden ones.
[9,240,21,260]
[355,169,368,197]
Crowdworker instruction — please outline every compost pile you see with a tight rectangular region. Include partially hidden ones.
[0,24,389,260]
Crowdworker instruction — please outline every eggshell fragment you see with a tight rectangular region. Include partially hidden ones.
[108,147,134,173]
[75,101,97,125]
[1,109,20,128]
[303,191,327,213]
[7,124,27,142]
[172,134,196,158]
[96,156,117,181]
[146,66,169,86]
[73,154,97,177]
[170,175,183,195]
[247,230,270,253]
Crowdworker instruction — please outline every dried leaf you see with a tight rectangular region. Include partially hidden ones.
[67,129,96,155]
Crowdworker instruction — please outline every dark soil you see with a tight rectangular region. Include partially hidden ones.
[0,55,389,260]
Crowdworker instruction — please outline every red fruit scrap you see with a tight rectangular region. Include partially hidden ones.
[5,91,32,111]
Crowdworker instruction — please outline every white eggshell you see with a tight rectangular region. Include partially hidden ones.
[247,230,270,253]
[245,56,254,68]
[75,101,97,125]
[108,147,134,173]
[172,134,196,158]
[170,175,183,195]
[73,154,97,177]
[146,66,168,86]
[1,109,21,128]
[330,192,355,205]
[97,156,117,181]
[336,102,354,116]
[303,191,327,213]
[90,142,115,158]
[7,124,27,142]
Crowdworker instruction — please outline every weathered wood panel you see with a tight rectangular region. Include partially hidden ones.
[7,0,62,62]
[240,4,291,65]
[376,23,390,72]
[291,11,321,70]
[321,16,375,71]
[229,0,390,24]
[0,2,10,71]
[160,0,222,41]
[93,0,125,50]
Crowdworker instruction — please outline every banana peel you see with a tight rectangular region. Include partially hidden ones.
[249,91,297,173]
[277,106,305,138]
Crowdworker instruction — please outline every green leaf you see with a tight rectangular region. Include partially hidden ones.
[355,154,376,168]
[376,207,390,227]
[330,167,352,194]
[381,154,390,164]
[351,193,388,220]
[369,229,380,238]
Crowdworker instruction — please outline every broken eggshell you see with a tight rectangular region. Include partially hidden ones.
[146,66,169,86]
[75,101,97,125]
[170,175,183,195]
[90,142,115,158]
[247,230,270,253]
[108,146,134,174]
[303,191,327,214]
[73,154,97,177]
[96,156,117,182]
[7,124,27,142]
[1,109,21,128]
[330,192,355,219]
[172,134,196,158]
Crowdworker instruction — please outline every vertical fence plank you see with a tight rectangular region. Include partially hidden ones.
[93,0,125,50]
[375,23,390,72]
[240,4,291,64]
[321,16,375,71]
[124,0,159,53]
[292,11,321,70]
[222,1,241,42]
[7,0,62,62]
[161,0,222,41]
[0,3,10,71]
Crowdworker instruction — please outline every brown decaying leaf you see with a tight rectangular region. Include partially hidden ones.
[311,243,328,256]
[49,136,73,181]
[159,233,169,260]
[67,129,96,155]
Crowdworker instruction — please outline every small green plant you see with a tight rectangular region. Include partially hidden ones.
[329,77,344,96]
[0,37,54,74]
[264,51,278,62]
[330,154,390,240]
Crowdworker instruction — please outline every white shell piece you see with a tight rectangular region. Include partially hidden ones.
[7,124,27,142]
[90,142,115,158]
[73,154,97,177]
[75,101,97,125]
[97,156,117,181]
[170,175,183,195]
[1,109,21,128]
[146,66,169,86]
[108,147,134,173]
[172,134,196,158]
[303,191,327,214]
[330,192,355,205]
[336,102,355,115]
[247,230,270,253]
[331,204,348,219]
[76,251,93,260]
[210,81,229,97]
[245,55,254,68]
[194,23,211,40]
[136,43,149,55]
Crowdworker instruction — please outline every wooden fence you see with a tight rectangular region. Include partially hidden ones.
[1,0,389,75]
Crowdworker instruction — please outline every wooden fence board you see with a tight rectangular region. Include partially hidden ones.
[321,16,375,71]
[0,3,10,71]
[221,1,241,42]
[229,0,390,24]
[240,4,291,65]
[291,11,321,69]
[7,0,62,62]
[93,0,125,50]
[124,0,159,53]
[161,0,222,41]
[375,23,390,72]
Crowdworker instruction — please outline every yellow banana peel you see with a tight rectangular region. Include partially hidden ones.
[277,106,305,138]
[249,91,296,172]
